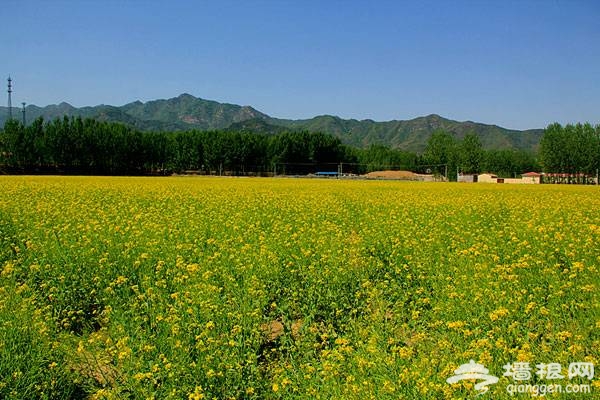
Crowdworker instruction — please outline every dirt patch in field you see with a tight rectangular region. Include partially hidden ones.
[364,170,418,180]
[261,320,284,341]
[69,350,119,387]
[261,319,303,341]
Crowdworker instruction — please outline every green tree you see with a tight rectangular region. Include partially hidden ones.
[1,119,24,166]
[482,149,539,177]
[540,123,599,174]
[459,132,483,174]
[423,130,458,180]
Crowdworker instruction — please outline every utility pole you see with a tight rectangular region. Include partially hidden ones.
[7,76,13,120]
[21,102,26,125]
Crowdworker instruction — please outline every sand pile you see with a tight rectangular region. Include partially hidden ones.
[364,170,418,179]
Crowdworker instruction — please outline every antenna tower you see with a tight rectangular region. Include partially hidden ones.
[7,76,13,120]
[22,102,26,125]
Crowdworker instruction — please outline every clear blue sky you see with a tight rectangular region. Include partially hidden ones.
[2,0,599,130]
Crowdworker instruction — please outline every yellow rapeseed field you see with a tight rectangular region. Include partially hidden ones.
[0,176,598,399]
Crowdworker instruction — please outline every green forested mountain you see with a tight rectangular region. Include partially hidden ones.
[0,93,543,152]
[271,114,543,153]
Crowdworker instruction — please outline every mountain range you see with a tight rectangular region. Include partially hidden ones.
[0,93,543,153]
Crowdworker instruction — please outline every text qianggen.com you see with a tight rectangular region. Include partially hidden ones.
[506,383,591,397]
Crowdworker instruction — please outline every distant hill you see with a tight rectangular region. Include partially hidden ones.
[272,114,543,152]
[226,118,287,135]
[0,94,543,152]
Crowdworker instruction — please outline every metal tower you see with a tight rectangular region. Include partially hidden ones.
[22,102,26,125]
[7,76,12,120]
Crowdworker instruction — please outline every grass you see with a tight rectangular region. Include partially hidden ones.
[0,176,598,399]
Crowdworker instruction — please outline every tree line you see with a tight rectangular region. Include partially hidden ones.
[419,131,539,180]
[0,116,568,179]
[539,123,600,175]
[0,117,349,175]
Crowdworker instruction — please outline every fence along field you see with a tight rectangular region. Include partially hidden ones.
[0,176,598,399]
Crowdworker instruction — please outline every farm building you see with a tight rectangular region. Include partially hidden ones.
[477,172,541,184]
[521,172,542,184]
[458,174,478,183]
[477,173,498,183]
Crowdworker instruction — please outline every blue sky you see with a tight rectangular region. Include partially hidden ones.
[2,0,599,129]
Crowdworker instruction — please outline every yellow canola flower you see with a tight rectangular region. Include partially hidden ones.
[0,176,598,400]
